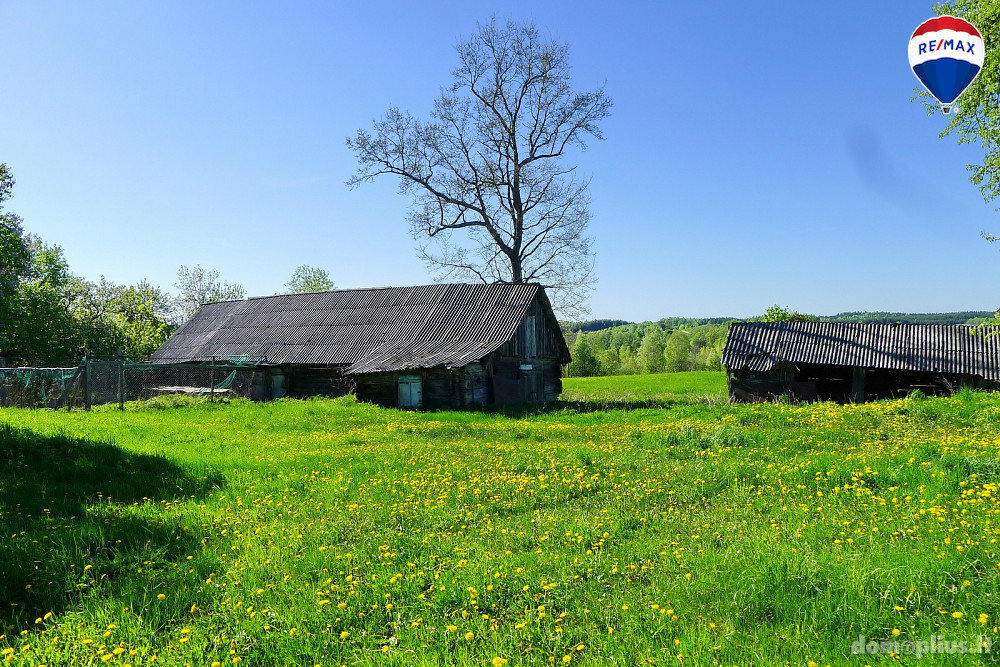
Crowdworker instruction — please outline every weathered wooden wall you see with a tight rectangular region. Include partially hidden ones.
[354,367,463,410]
[288,366,351,398]
[729,362,1000,404]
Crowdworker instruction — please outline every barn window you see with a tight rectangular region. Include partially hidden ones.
[397,375,422,407]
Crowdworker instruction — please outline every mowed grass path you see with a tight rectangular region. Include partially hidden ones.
[1,385,999,664]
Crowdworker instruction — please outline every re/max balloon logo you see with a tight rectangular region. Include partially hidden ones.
[915,38,977,56]
[908,15,985,115]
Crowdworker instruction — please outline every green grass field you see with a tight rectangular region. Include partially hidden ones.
[1,376,999,665]
[561,371,727,405]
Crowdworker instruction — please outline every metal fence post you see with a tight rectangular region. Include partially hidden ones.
[82,355,91,411]
[118,355,125,411]
[210,356,216,402]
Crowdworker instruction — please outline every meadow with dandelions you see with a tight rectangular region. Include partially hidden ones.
[1,371,1000,665]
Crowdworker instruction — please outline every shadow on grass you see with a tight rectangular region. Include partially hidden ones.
[0,423,224,629]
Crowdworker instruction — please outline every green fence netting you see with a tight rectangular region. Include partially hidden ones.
[0,366,84,409]
[0,357,267,409]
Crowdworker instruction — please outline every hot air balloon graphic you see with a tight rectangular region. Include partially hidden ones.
[908,15,985,114]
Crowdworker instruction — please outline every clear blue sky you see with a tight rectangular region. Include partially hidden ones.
[2,1,997,321]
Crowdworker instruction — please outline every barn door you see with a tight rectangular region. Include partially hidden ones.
[527,372,541,403]
[398,375,422,407]
[271,373,286,399]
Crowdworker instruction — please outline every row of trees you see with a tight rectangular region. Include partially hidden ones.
[564,306,814,377]
[0,163,336,366]
[565,322,728,377]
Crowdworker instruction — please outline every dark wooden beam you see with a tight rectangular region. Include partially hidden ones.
[851,367,865,403]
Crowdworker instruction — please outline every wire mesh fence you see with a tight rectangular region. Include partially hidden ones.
[0,366,85,409]
[0,357,268,410]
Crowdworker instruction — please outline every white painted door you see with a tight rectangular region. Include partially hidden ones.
[398,375,422,407]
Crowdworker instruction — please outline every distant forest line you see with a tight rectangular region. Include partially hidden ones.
[560,310,996,378]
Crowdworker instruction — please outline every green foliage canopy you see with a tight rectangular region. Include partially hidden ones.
[172,264,246,323]
[285,265,336,294]
[0,164,30,353]
[0,167,174,365]
[928,0,1000,207]
[749,305,816,323]
[6,238,174,365]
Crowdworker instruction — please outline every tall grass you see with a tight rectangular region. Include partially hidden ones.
[0,386,998,664]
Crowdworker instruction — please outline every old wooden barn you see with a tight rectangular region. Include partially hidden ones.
[723,321,1000,403]
[149,283,570,408]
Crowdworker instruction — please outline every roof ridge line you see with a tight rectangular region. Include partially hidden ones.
[201,282,540,305]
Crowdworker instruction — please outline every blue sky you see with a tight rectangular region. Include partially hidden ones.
[2,1,997,321]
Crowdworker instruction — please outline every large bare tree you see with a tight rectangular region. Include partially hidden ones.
[347,19,611,317]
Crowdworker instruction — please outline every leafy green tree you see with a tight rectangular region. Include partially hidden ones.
[0,164,175,363]
[285,265,336,293]
[9,235,175,364]
[172,264,246,323]
[695,341,723,370]
[662,331,693,372]
[76,279,173,360]
[566,334,599,377]
[637,329,667,374]
[7,239,82,365]
[751,305,815,322]
[596,347,620,375]
[618,345,640,375]
[0,164,30,357]
[922,0,1000,207]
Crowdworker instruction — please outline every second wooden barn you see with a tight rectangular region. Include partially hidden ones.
[723,321,1000,403]
[149,283,570,408]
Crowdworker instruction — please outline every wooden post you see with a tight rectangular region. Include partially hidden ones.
[779,363,796,398]
[210,356,216,402]
[82,355,91,411]
[851,367,865,403]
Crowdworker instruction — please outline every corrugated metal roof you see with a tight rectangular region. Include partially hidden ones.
[722,321,1000,380]
[150,283,571,374]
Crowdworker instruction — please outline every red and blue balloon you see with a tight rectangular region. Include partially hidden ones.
[908,15,984,114]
